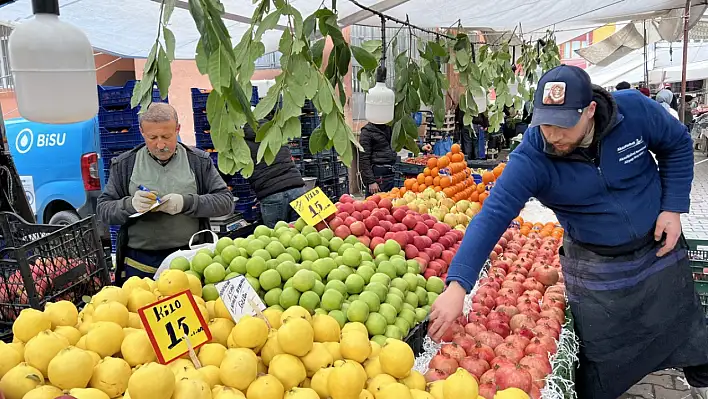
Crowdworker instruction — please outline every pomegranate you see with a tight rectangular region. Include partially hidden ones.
[540,305,565,324]
[424,368,449,382]
[453,334,477,354]
[495,365,533,392]
[474,331,505,349]
[521,309,542,322]
[496,305,520,318]
[490,267,508,277]
[510,314,537,332]
[489,251,498,261]
[537,335,558,354]
[519,354,552,375]
[476,285,499,299]
[498,287,519,299]
[522,277,544,293]
[440,343,466,363]
[471,303,491,316]
[490,357,515,370]
[429,354,458,374]
[478,278,501,290]
[530,385,542,399]
[473,293,496,309]
[543,297,566,311]
[517,298,541,313]
[480,369,496,385]
[478,383,497,399]
[531,264,560,286]
[494,342,525,363]
[523,290,544,301]
[459,357,490,379]
[504,334,531,351]
[492,259,511,272]
[508,264,529,277]
[487,318,511,338]
[537,317,562,334]
[517,327,537,340]
[495,294,517,307]
[464,322,487,337]
[504,274,526,285]
[534,325,560,340]
[488,311,511,325]
[545,285,565,295]
[467,312,488,326]
[467,343,495,363]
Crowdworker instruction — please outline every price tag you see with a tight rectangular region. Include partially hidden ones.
[138,290,211,364]
[289,187,336,226]
[215,276,266,322]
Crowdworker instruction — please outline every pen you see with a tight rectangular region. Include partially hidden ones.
[137,185,161,203]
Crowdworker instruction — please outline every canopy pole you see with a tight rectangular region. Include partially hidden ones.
[680,0,692,123]
[643,19,649,87]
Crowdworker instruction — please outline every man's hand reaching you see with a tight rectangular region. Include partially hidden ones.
[655,211,682,257]
[427,281,466,342]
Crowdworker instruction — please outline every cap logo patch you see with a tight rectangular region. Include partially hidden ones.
[543,82,566,105]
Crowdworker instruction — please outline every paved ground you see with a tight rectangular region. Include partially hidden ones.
[618,152,708,399]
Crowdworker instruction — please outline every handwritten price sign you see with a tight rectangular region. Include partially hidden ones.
[289,187,336,226]
[138,290,211,364]
[215,275,266,323]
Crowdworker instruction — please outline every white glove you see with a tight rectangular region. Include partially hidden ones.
[131,190,157,213]
[154,193,185,215]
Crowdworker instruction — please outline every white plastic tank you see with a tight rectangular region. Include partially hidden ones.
[365,82,395,124]
[10,3,98,124]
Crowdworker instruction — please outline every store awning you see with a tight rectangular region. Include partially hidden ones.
[0,0,696,60]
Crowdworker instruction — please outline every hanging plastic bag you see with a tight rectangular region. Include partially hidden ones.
[153,230,219,279]
[433,137,452,155]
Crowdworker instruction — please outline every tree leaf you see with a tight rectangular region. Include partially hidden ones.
[224,77,258,130]
[217,154,236,175]
[323,111,339,139]
[391,120,402,148]
[429,41,447,57]
[310,38,326,68]
[303,13,317,38]
[309,126,328,154]
[156,46,172,100]
[195,40,209,74]
[163,0,176,24]
[456,49,470,67]
[302,69,318,98]
[336,44,351,76]
[351,45,377,71]
[255,10,281,40]
[401,114,418,139]
[282,116,302,140]
[317,86,333,114]
[208,45,231,93]
[254,91,279,120]
[163,27,176,61]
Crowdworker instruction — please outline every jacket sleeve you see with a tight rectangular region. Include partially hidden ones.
[359,128,376,185]
[97,161,136,226]
[182,159,234,218]
[446,147,545,292]
[644,96,694,213]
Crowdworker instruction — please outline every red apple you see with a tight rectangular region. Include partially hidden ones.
[334,225,350,239]
[349,221,367,237]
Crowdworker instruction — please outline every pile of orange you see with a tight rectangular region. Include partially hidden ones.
[401,144,508,205]
[514,217,564,238]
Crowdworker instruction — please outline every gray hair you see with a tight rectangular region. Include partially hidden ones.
[139,102,179,126]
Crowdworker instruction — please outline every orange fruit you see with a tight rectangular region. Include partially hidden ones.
[470,191,479,202]
[479,192,488,204]
[427,158,438,168]
[405,179,415,189]
[433,176,441,186]
[438,156,449,168]
[434,186,442,192]
[482,171,495,184]
[476,183,486,194]
[443,187,454,197]
[493,166,503,178]
[451,153,463,163]
[412,182,419,192]
[399,187,406,194]
[425,176,433,186]
[417,174,425,184]
[451,143,461,154]
[440,177,452,188]
[418,184,426,192]
[431,167,439,177]
[424,167,431,177]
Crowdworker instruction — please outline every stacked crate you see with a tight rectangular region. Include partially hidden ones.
[97,81,166,252]
[289,100,349,202]
[191,87,262,222]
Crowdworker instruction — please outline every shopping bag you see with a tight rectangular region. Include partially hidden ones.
[153,229,220,279]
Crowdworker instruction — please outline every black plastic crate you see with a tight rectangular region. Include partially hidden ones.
[404,318,430,356]
[303,158,334,181]
[0,212,111,338]
[335,177,349,198]
[235,200,261,223]
[300,115,320,137]
[394,161,425,176]
[98,81,162,109]
[99,126,142,150]
[302,99,316,113]
[321,183,336,201]
[333,160,348,177]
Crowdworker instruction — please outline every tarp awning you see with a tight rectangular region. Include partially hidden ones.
[0,0,696,60]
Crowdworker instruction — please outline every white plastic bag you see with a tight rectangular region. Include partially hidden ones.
[153,230,219,279]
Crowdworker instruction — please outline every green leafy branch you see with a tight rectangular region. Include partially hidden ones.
[452,32,485,128]
[130,0,176,111]
[354,39,383,92]
[478,43,517,132]
[417,39,450,130]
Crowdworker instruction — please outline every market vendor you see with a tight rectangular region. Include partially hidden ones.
[243,112,306,228]
[428,65,708,398]
[359,122,397,196]
[97,103,233,283]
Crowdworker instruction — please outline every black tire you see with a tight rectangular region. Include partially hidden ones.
[48,210,81,226]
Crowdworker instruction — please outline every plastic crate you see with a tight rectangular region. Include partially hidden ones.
[98,107,139,130]
[101,149,130,184]
[333,160,348,177]
[404,318,430,356]
[300,115,320,137]
[335,177,349,198]
[98,81,162,109]
[302,99,316,113]
[109,226,120,253]
[303,158,334,181]
[395,161,425,176]
[0,212,111,340]
[251,86,259,106]
[100,126,142,150]
[235,200,261,223]
[196,133,214,150]
[191,88,210,112]
[321,183,336,201]
[194,112,210,134]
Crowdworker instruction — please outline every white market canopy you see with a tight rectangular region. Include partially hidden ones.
[586,42,708,87]
[0,0,699,60]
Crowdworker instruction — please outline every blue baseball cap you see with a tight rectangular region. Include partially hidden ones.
[530,65,593,128]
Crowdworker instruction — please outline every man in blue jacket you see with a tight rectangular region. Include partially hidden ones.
[428,65,708,398]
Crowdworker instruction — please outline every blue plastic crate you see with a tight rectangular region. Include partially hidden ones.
[101,149,131,183]
[235,200,261,222]
[100,126,142,150]
[251,86,259,106]
[300,115,320,137]
[303,99,316,113]
[196,133,213,150]
[98,81,163,109]
[191,88,210,111]
[109,225,120,253]
[235,194,257,204]
[230,173,250,186]
[472,173,483,184]
[98,107,139,130]
[194,112,210,134]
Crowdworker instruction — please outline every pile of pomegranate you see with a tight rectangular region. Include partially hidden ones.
[425,227,566,399]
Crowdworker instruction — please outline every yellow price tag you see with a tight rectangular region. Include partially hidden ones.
[138,290,211,364]
[289,186,336,226]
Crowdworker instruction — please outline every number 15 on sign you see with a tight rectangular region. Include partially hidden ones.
[289,187,336,226]
[138,290,211,364]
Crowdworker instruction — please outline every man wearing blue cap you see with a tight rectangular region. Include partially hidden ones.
[428,65,708,398]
